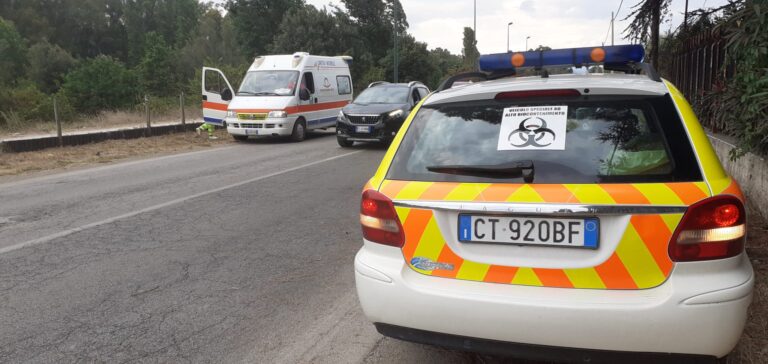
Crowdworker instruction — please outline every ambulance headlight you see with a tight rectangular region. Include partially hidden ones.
[268,111,288,118]
[226,110,237,118]
[388,109,404,119]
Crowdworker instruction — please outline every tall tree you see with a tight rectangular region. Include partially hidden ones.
[0,17,27,86]
[624,0,671,67]
[341,0,407,60]
[226,0,304,57]
[271,5,357,56]
[27,40,77,93]
[381,34,439,87]
[462,27,479,71]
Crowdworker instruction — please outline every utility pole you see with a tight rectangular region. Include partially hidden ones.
[611,11,615,46]
[393,11,399,83]
[525,36,531,51]
[474,0,476,38]
[683,0,689,33]
[507,21,513,52]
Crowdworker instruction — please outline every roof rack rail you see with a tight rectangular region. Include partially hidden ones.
[436,71,516,92]
[368,81,389,88]
[408,81,425,87]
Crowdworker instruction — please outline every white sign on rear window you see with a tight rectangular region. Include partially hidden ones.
[497,105,568,151]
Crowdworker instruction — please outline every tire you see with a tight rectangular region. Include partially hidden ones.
[337,136,354,148]
[290,119,307,142]
[232,135,248,142]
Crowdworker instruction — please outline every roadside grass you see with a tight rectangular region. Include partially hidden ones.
[730,206,768,364]
[0,107,203,139]
[0,128,230,178]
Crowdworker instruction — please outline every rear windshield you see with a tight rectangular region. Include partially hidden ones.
[387,95,702,184]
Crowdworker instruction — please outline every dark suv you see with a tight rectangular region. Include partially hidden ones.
[336,81,430,147]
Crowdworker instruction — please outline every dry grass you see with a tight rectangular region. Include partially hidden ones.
[729,207,768,364]
[0,128,230,178]
[0,108,203,139]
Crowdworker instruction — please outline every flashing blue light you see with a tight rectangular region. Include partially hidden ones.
[479,45,645,73]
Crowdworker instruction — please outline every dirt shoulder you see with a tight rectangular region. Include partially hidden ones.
[0,128,232,181]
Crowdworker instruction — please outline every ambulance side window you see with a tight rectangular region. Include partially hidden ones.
[301,72,315,94]
[337,76,352,95]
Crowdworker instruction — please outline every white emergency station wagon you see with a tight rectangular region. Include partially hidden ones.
[355,45,753,363]
[202,53,353,142]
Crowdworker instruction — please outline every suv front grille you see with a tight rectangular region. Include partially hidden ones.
[347,114,381,125]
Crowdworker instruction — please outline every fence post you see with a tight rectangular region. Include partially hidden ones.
[54,96,62,148]
[145,94,151,136]
[180,92,186,126]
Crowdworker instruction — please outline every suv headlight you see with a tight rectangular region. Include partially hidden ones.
[226,110,237,118]
[388,109,404,119]
[338,110,348,120]
[268,111,287,118]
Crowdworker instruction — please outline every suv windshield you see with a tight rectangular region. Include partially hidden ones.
[238,71,299,96]
[354,86,409,104]
[387,95,702,184]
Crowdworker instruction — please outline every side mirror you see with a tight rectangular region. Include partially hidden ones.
[299,88,310,101]
[221,88,233,101]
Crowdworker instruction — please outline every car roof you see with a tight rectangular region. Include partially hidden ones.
[425,73,670,106]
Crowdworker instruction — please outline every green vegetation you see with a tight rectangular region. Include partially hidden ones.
[0,0,471,128]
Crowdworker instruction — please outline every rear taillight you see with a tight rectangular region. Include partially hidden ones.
[360,190,405,247]
[670,195,746,262]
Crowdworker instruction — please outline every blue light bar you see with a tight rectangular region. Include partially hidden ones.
[479,45,645,73]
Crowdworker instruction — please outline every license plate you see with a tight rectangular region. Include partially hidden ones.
[355,126,371,133]
[458,215,599,249]
[244,129,257,135]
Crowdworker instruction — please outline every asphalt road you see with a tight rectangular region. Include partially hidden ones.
[0,132,515,363]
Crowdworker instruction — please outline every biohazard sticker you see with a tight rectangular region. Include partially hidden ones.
[497,106,568,151]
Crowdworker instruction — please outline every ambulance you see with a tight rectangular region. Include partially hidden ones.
[202,53,353,142]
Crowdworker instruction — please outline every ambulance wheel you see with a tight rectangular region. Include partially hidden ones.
[232,135,248,142]
[290,119,306,142]
[337,137,353,148]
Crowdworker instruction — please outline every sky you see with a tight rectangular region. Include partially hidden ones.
[216,0,730,55]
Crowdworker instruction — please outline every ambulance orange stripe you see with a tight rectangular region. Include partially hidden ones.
[430,245,464,278]
[594,254,638,289]
[419,183,460,200]
[202,101,228,111]
[483,265,519,284]
[600,184,650,204]
[630,215,674,275]
[533,268,574,288]
[666,183,708,205]
[401,209,433,260]
[285,100,350,114]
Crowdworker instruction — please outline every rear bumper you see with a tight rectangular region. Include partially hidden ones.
[375,323,717,364]
[354,242,753,359]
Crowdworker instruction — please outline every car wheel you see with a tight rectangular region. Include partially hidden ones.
[337,136,354,148]
[290,119,306,142]
[232,135,248,142]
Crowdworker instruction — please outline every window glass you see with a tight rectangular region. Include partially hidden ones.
[205,71,227,94]
[337,76,352,95]
[354,86,409,104]
[387,97,702,184]
[238,71,298,96]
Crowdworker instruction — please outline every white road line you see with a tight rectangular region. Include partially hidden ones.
[0,150,363,255]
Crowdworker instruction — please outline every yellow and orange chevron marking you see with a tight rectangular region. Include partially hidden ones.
[397,207,681,290]
[379,181,710,206]
[380,180,714,290]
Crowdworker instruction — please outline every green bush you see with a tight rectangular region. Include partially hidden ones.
[61,55,140,114]
[0,17,27,86]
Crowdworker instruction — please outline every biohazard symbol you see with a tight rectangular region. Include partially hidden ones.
[508,117,557,148]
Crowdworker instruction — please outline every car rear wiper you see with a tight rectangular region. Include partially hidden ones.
[426,160,535,183]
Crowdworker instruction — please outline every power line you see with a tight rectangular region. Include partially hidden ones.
[603,0,625,45]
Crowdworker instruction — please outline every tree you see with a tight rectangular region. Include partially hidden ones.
[27,40,77,93]
[623,0,671,67]
[61,56,140,114]
[0,17,27,86]
[271,5,357,56]
[139,32,177,96]
[462,27,479,71]
[429,47,462,85]
[341,0,407,61]
[226,0,304,57]
[380,34,439,87]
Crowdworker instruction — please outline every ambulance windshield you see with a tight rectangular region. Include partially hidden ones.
[238,71,299,96]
